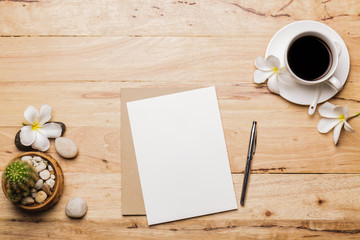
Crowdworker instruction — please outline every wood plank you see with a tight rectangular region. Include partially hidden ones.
[1,220,359,240]
[0,81,120,173]
[0,37,359,84]
[0,0,128,36]
[0,37,268,82]
[0,126,120,174]
[127,0,360,37]
[1,123,359,174]
[0,174,359,239]
[0,82,120,127]
[0,0,359,37]
[0,82,359,173]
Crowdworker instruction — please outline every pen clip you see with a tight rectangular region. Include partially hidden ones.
[253,128,257,155]
[251,121,257,156]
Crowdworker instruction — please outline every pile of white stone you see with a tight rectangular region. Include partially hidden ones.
[20,155,56,205]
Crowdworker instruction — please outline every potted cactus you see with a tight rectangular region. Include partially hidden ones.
[2,152,64,211]
[3,160,38,203]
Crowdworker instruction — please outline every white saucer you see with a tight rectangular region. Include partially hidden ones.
[265,20,350,105]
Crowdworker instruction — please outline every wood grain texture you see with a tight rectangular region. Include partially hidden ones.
[0,82,359,173]
[0,82,120,126]
[0,0,359,238]
[0,174,359,239]
[0,0,359,37]
[0,37,359,83]
[0,127,120,174]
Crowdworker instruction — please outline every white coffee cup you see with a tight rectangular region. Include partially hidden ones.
[284,31,342,92]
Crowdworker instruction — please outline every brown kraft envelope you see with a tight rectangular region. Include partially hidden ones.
[121,88,192,215]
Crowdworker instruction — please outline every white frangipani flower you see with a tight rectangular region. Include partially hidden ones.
[20,105,62,151]
[254,55,292,94]
[317,102,360,145]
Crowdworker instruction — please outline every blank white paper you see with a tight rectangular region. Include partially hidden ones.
[127,87,237,225]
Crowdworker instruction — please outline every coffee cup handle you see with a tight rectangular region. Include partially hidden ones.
[325,76,342,91]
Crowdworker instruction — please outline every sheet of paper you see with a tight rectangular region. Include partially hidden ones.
[127,86,237,225]
[121,88,192,215]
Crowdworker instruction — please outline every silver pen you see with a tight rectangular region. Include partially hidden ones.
[240,121,257,206]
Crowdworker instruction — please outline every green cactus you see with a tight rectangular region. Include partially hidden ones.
[7,188,22,203]
[3,159,38,203]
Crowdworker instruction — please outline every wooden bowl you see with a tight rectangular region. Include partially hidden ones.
[1,152,64,211]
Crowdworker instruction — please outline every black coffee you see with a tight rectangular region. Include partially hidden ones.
[287,36,332,81]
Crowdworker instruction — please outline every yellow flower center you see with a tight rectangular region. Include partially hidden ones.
[339,114,345,122]
[31,121,41,131]
[272,66,278,73]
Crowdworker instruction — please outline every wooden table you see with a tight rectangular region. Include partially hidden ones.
[0,0,359,239]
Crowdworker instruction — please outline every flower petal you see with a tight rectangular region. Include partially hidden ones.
[267,74,280,94]
[24,105,39,124]
[39,104,52,125]
[255,56,272,71]
[277,70,293,83]
[334,106,349,118]
[266,55,280,69]
[344,121,355,133]
[32,131,50,151]
[317,118,340,133]
[333,122,344,145]
[254,70,273,84]
[39,122,62,138]
[318,102,338,118]
[20,126,35,146]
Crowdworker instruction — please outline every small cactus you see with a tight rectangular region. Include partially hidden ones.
[7,188,22,203]
[3,159,38,203]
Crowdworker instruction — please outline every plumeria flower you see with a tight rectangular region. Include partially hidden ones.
[20,105,62,151]
[317,102,360,145]
[254,55,292,94]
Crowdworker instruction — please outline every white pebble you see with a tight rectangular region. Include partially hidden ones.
[55,137,79,158]
[21,156,33,166]
[35,162,47,172]
[35,179,44,190]
[39,170,51,180]
[35,191,47,204]
[21,157,33,166]
[32,192,37,198]
[33,156,42,162]
[42,183,51,196]
[21,156,32,161]
[51,174,55,180]
[30,188,36,193]
[65,197,87,218]
[46,178,55,189]
[21,196,35,205]
[32,159,38,167]
[48,165,54,172]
